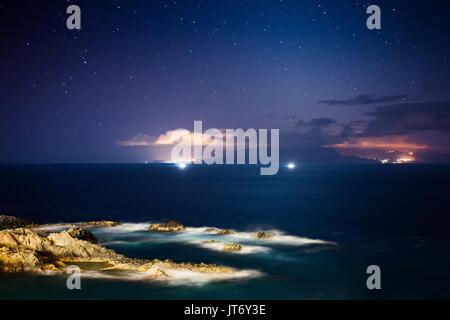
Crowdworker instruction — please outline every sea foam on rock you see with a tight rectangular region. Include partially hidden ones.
[148,221,185,232]
[76,221,121,228]
[0,225,259,283]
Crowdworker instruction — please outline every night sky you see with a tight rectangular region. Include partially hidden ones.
[1,0,449,163]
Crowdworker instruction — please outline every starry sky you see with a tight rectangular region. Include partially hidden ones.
[1,0,449,163]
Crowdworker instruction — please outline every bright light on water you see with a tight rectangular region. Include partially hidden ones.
[287,163,296,169]
[177,163,187,169]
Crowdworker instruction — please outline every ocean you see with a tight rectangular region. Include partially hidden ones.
[0,163,449,299]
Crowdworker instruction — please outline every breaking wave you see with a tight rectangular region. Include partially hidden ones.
[69,268,262,286]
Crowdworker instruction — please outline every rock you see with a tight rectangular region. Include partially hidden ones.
[0,215,32,230]
[0,228,236,279]
[0,247,64,273]
[218,229,237,235]
[223,243,242,252]
[204,227,237,235]
[67,227,97,244]
[77,221,121,228]
[203,240,220,244]
[148,221,185,232]
[255,231,276,239]
[0,228,117,263]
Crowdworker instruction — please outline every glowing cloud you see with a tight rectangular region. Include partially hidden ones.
[329,136,428,152]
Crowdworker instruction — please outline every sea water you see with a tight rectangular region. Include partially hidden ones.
[0,164,449,299]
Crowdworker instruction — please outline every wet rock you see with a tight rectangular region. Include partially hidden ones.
[218,229,237,235]
[204,227,237,235]
[0,215,32,230]
[148,221,185,232]
[77,221,121,228]
[67,227,98,244]
[223,243,242,252]
[0,228,236,278]
[255,231,276,239]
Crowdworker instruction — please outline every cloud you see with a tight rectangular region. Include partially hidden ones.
[420,81,450,94]
[116,134,155,147]
[362,100,450,137]
[154,129,194,145]
[120,128,263,150]
[296,117,337,128]
[117,130,200,148]
[318,94,406,106]
[282,117,345,148]
[329,136,428,152]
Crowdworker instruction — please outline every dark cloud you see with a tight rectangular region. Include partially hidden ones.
[281,130,343,150]
[296,117,337,129]
[318,94,406,106]
[420,81,450,94]
[362,100,450,137]
[283,100,450,163]
[281,117,344,149]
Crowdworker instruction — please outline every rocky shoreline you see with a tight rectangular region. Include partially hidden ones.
[0,215,334,283]
[0,215,259,282]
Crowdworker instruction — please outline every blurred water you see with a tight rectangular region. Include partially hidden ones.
[0,164,449,299]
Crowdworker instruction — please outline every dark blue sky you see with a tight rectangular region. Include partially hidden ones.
[1,0,449,163]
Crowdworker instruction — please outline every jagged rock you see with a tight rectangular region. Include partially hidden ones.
[0,247,64,272]
[67,227,97,244]
[0,228,235,278]
[77,221,121,228]
[204,227,237,235]
[0,228,117,263]
[255,231,276,239]
[148,221,185,232]
[0,215,32,230]
[223,243,242,252]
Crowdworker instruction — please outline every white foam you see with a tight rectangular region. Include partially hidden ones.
[101,223,150,233]
[69,267,262,286]
[34,223,76,232]
[160,268,262,286]
[37,222,336,250]
[184,227,336,247]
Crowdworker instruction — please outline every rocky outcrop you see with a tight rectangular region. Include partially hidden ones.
[219,229,237,235]
[148,221,185,232]
[223,243,242,252]
[67,227,97,244]
[204,227,237,235]
[0,228,117,265]
[76,221,121,228]
[201,240,242,252]
[0,227,235,279]
[255,231,276,239]
[0,215,32,230]
[0,246,64,272]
